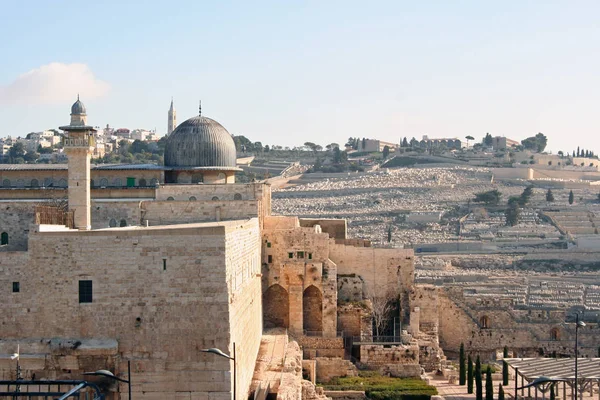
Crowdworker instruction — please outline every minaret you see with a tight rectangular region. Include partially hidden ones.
[59,96,95,230]
[167,98,177,134]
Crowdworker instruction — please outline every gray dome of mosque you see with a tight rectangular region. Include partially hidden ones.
[164,116,237,168]
[71,98,86,115]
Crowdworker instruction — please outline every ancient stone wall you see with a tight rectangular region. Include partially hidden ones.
[410,285,439,333]
[300,218,347,240]
[0,219,262,399]
[337,303,372,338]
[315,357,358,383]
[337,276,364,302]
[142,199,261,225]
[225,220,263,400]
[0,203,35,251]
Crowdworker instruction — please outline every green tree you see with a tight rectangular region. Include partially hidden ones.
[24,151,39,163]
[382,145,390,159]
[547,189,555,202]
[521,132,548,153]
[459,343,466,385]
[474,190,502,205]
[409,137,419,148]
[569,190,574,205]
[465,135,475,148]
[498,384,505,400]
[503,347,509,385]
[254,142,263,153]
[519,185,534,206]
[9,142,25,161]
[485,367,493,400]
[402,137,409,147]
[506,197,520,226]
[475,355,483,400]
[467,354,474,394]
[484,133,493,146]
[387,225,392,243]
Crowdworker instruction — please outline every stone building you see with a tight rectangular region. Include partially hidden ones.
[0,98,421,399]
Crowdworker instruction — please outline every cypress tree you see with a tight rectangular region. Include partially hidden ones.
[467,354,474,394]
[598,346,600,357]
[475,355,483,400]
[485,366,493,400]
[459,343,466,385]
[498,384,505,400]
[550,385,555,400]
[569,190,574,205]
[502,346,509,385]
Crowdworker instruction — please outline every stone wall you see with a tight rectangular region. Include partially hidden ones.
[300,219,347,240]
[315,357,358,383]
[0,203,35,251]
[142,200,261,225]
[0,219,263,399]
[337,302,372,338]
[337,275,364,302]
[359,344,421,377]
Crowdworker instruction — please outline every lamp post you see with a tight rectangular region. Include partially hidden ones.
[202,343,236,400]
[574,314,586,400]
[83,360,132,399]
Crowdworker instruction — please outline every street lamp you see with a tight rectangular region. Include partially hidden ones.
[574,314,586,400]
[83,360,132,400]
[202,343,236,400]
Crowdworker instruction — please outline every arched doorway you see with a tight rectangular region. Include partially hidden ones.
[263,284,289,329]
[303,285,323,333]
[550,327,560,340]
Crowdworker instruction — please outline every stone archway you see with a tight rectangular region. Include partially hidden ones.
[303,285,323,333]
[263,284,289,329]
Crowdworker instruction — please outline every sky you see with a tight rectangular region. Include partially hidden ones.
[1,0,599,153]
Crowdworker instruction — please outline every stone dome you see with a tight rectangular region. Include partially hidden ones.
[164,116,237,168]
[71,97,86,115]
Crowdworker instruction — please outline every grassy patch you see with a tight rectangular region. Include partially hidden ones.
[322,371,437,399]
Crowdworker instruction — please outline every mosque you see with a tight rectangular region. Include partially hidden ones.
[0,98,418,399]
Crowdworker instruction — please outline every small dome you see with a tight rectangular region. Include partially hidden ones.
[71,97,86,115]
[164,116,236,168]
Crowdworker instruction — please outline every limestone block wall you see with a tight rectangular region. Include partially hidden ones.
[0,220,261,399]
[155,182,269,203]
[337,276,364,302]
[142,200,260,225]
[360,344,419,365]
[299,219,347,240]
[410,285,439,333]
[225,220,263,400]
[329,243,414,323]
[315,357,358,383]
[337,303,372,337]
[0,203,35,251]
[91,201,142,229]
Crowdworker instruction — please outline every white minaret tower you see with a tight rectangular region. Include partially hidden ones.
[60,96,95,230]
[167,98,177,135]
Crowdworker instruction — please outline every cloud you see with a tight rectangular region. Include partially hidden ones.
[0,62,110,105]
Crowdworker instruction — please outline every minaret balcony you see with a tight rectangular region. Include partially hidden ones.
[63,136,96,148]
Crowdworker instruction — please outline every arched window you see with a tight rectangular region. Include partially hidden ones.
[16,179,25,188]
[119,219,127,227]
[1,232,8,246]
[57,179,67,187]
[113,178,122,187]
[550,328,560,340]
[150,178,158,186]
[234,193,242,200]
[212,196,219,201]
[189,196,197,201]
[30,179,39,187]
[217,173,226,183]
[479,315,489,329]
[166,196,174,201]
[138,178,147,187]
[100,178,109,187]
[192,173,204,184]
[303,285,323,332]
[109,219,117,227]
[44,178,53,187]
[2,179,10,187]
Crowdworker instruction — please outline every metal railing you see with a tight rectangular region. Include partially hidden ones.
[303,330,344,338]
[0,380,104,399]
[351,335,404,344]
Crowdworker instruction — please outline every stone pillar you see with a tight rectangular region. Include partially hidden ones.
[409,306,420,335]
[288,285,303,335]
[65,146,92,230]
[321,260,338,337]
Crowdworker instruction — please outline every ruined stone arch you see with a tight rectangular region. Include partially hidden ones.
[234,193,242,200]
[263,284,289,329]
[479,315,490,329]
[303,285,323,333]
